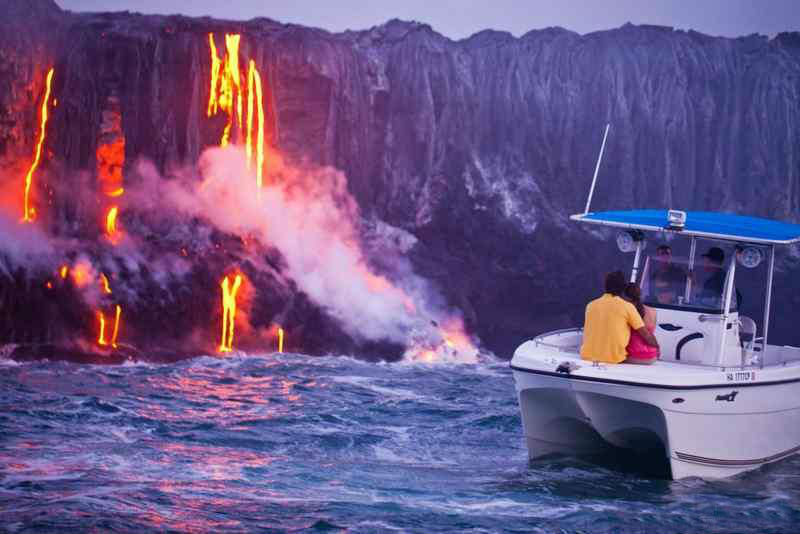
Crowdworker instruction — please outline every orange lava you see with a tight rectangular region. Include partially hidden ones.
[97,311,107,346]
[207,34,268,184]
[246,60,265,187]
[100,273,112,294]
[105,206,119,242]
[218,274,243,353]
[59,265,68,279]
[111,305,121,348]
[22,67,54,222]
[207,33,221,117]
[71,262,90,288]
[278,327,284,353]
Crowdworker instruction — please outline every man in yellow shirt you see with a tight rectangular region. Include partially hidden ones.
[580,271,659,364]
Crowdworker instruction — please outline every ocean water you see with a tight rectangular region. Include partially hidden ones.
[1,353,799,534]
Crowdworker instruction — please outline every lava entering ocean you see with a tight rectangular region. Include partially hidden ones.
[0,36,479,365]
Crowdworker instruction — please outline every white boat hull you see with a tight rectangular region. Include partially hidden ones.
[512,336,800,479]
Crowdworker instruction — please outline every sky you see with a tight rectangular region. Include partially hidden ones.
[57,0,799,39]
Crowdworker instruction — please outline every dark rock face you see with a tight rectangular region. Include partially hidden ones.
[1,1,799,359]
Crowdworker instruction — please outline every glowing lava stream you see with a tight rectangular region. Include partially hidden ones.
[278,327,284,353]
[207,33,221,117]
[97,311,107,346]
[22,67,55,222]
[111,305,121,348]
[106,206,119,242]
[208,34,267,184]
[100,273,112,294]
[97,305,122,349]
[218,274,243,353]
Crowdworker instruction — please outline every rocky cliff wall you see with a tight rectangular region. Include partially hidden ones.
[1,0,799,358]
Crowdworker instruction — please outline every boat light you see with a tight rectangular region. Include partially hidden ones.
[737,246,763,269]
[667,210,686,229]
[616,231,644,253]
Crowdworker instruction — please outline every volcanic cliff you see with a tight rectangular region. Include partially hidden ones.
[1,0,799,361]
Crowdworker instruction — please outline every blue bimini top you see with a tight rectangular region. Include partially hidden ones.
[570,210,800,245]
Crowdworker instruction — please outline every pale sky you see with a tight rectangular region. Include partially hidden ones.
[57,0,799,39]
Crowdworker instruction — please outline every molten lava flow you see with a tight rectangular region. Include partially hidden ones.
[218,274,243,353]
[106,206,119,242]
[97,311,107,346]
[213,33,242,147]
[227,34,243,134]
[100,273,112,294]
[22,67,55,222]
[59,265,68,279]
[111,305,121,348]
[97,96,125,242]
[246,60,265,188]
[207,34,268,181]
[71,262,90,287]
[278,327,284,353]
[207,33,221,117]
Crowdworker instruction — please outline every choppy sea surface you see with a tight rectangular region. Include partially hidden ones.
[1,353,799,534]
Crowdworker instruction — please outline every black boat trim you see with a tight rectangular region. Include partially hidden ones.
[509,364,800,390]
[675,444,800,466]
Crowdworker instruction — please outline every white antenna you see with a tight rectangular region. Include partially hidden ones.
[583,123,611,215]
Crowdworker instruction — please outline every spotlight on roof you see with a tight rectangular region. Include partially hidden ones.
[737,246,764,269]
[616,230,645,253]
[667,210,686,230]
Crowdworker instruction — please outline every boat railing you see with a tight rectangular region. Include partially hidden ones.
[532,328,583,354]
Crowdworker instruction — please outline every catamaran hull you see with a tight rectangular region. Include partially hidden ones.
[512,367,800,479]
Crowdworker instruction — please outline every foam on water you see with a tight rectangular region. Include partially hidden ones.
[1,352,799,533]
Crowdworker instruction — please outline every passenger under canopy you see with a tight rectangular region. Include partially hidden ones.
[640,255,738,313]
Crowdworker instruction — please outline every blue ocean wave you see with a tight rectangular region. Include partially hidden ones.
[1,353,799,533]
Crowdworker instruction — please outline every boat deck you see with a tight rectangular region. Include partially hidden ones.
[512,328,800,389]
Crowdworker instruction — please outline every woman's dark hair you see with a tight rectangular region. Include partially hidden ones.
[624,282,646,318]
[604,271,627,296]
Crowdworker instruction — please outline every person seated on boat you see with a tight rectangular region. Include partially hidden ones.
[623,282,659,364]
[650,245,685,304]
[697,247,742,309]
[580,271,659,364]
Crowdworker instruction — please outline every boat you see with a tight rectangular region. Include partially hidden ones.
[511,127,800,479]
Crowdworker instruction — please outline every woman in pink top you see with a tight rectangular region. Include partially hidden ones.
[624,283,659,364]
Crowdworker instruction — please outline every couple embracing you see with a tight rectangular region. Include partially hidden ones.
[580,271,660,365]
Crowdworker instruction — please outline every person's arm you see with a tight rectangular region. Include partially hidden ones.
[627,303,659,349]
[636,326,659,348]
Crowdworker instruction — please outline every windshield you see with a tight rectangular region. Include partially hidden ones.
[640,255,737,312]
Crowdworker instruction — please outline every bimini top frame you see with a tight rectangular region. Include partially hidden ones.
[571,210,800,246]
[572,209,800,368]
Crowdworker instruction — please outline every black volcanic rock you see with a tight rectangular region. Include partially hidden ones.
[1,3,799,359]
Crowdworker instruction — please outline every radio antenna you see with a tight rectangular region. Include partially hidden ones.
[583,123,610,215]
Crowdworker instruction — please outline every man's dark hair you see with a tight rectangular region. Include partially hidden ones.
[605,270,627,296]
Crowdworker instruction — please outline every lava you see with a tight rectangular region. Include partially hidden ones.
[213,33,242,147]
[97,311,107,346]
[96,306,121,348]
[105,206,119,242]
[207,33,267,183]
[246,60,265,187]
[96,97,126,242]
[59,265,68,279]
[207,33,221,117]
[111,305,121,348]
[278,327,284,353]
[100,273,112,294]
[218,274,243,353]
[22,67,54,223]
